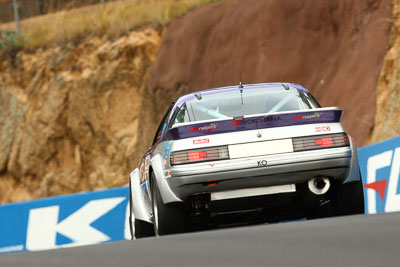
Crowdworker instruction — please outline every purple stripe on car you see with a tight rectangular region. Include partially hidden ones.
[164,109,342,140]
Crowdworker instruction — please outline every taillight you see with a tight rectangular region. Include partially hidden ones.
[314,137,333,147]
[171,146,229,165]
[292,133,349,152]
[188,151,208,161]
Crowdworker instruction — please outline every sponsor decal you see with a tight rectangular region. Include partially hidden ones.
[263,115,281,122]
[232,116,281,127]
[190,123,217,132]
[193,138,210,144]
[162,141,173,159]
[293,112,322,120]
[246,116,281,124]
[315,126,331,132]
[232,119,243,127]
[257,160,268,167]
[140,182,148,191]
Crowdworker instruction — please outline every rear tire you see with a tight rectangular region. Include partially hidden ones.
[335,180,365,216]
[151,173,189,236]
[134,219,155,239]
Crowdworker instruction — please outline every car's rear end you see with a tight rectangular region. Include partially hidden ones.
[159,83,363,226]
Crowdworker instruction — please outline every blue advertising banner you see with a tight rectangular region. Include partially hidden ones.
[0,187,130,253]
[358,135,400,214]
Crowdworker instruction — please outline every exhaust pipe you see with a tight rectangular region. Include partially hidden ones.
[308,177,330,195]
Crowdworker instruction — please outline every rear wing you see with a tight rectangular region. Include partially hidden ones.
[165,107,343,140]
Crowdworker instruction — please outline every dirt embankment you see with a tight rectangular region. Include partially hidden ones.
[0,29,161,203]
[148,0,392,146]
[369,0,400,144]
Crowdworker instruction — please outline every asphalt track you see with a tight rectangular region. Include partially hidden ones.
[1,212,399,267]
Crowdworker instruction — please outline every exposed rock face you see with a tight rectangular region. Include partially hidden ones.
[0,29,161,203]
[147,0,392,146]
[369,0,400,144]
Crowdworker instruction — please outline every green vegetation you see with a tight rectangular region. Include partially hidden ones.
[0,0,217,49]
[0,30,24,50]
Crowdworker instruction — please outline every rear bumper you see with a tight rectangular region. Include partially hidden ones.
[165,147,352,201]
[168,158,350,201]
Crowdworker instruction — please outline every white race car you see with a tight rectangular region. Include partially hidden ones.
[128,83,364,238]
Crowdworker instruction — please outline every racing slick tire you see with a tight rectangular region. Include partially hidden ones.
[134,219,155,239]
[334,179,365,216]
[151,173,189,236]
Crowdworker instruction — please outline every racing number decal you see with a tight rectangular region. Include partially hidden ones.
[315,126,331,132]
[193,138,210,144]
[257,160,268,167]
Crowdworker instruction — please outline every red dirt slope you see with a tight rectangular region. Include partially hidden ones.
[147,0,392,145]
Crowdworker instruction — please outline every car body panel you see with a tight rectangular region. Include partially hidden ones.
[151,154,181,203]
[129,169,151,223]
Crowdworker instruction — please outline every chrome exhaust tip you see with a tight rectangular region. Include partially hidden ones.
[308,177,330,195]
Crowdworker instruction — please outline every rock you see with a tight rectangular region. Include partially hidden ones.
[369,1,400,144]
[0,87,27,174]
[0,28,162,204]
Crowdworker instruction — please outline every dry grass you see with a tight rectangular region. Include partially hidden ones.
[0,0,217,48]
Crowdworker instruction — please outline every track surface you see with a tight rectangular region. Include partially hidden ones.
[1,212,399,267]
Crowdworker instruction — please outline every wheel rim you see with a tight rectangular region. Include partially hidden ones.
[152,185,160,236]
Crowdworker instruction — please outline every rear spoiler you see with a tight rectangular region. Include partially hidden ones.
[165,108,343,140]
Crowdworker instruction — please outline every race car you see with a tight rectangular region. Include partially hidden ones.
[128,82,364,238]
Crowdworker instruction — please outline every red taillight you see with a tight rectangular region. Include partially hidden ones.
[315,137,333,147]
[171,146,229,165]
[293,133,349,152]
[188,151,207,161]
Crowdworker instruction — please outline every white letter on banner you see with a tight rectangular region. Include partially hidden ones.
[366,150,393,214]
[26,197,125,251]
[56,197,125,247]
[26,206,60,251]
[385,147,400,212]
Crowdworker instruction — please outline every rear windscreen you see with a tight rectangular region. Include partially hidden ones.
[173,86,319,125]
